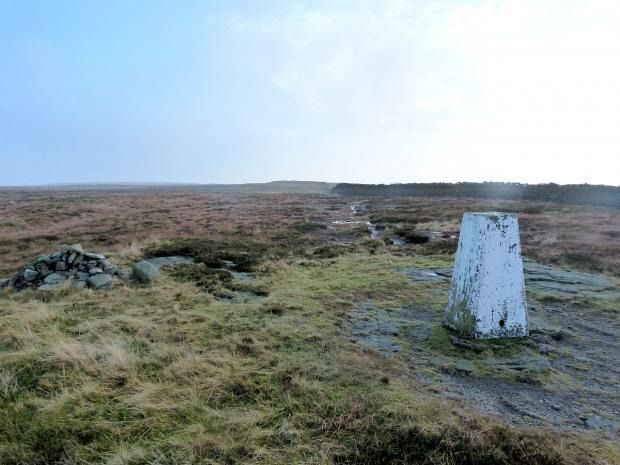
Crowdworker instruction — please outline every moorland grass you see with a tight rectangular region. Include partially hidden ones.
[1,252,617,464]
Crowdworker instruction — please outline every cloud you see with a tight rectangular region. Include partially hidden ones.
[228,1,462,131]
[222,0,620,184]
[434,0,620,183]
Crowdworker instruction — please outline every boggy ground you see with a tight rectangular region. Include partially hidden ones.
[0,189,619,464]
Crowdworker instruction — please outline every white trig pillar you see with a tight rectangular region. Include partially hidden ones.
[445,212,528,339]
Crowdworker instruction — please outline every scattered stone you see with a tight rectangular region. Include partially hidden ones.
[536,343,557,355]
[378,320,398,336]
[67,252,78,264]
[76,271,90,281]
[449,334,508,353]
[583,416,618,430]
[89,268,103,275]
[67,243,85,254]
[44,273,65,285]
[36,264,51,278]
[431,357,475,375]
[101,259,115,271]
[37,284,56,292]
[23,269,39,282]
[84,252,106,260]
[453,360,475,374]
[482,353,551,373]
[132,260,160,284]
[403,322,432,343]
[115,267,132,280]
[551,328,576,341]
[88,274,113,290]
[55,261,67,271]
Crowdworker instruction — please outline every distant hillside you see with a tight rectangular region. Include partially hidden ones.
[2,181,337,195]
[195,181,337,194]
[332,182,620,208]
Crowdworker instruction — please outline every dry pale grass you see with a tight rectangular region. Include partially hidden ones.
[0,253,617,464]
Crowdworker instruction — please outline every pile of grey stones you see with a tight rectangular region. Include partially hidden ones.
[1,243,127,292]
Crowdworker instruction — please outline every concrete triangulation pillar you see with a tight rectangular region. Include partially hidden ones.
[445,212,528,339]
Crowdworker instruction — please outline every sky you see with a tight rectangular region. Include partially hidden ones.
[1,0,619,186]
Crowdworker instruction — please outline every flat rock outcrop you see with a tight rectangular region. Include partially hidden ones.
[1,244,121,291]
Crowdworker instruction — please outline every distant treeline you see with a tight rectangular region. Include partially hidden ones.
[332,182,620,208]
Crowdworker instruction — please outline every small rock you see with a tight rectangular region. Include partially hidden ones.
[553,329,576,341]
[36,264,51,278]
[38,284,56,292]
[89,268,103,275]
[71,280,87,289]
[453,360,475,374]
[84,252,106,260]
[403,323,432,343]
[49,252,62,262]
[530,333,552,345]
[44,273,65,284]
[449,334,506,352]
[87,274,113,290]
[583,416,617,430]
[55,262,67,272]
[431,357,475,375]
[377,320,398,336]
[76,271,90,281]
[68,243,85,254]
[132,260,160,284]
[67,252,78,264]
[483,352,551,373]
[23,269,39,282]
[551,403,562,411]
[536,344,557,355]
[35,254,50,263]
[115,267,132,280]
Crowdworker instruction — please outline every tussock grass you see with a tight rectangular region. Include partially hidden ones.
[1,253,616,464]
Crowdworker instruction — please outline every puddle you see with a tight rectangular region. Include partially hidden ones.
[331,204,380,239]
[215,260,263,302]
[219,260,256,281]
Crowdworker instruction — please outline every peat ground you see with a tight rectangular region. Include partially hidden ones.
[0,189,618,464]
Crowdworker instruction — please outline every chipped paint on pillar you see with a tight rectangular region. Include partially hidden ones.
[445,212,528,339]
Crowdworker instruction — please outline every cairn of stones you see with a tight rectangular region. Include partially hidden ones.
[1,244,121,291]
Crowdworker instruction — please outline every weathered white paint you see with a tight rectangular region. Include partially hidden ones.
[445,212,528,339]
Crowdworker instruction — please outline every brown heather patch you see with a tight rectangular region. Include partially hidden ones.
[364,197,620,277]
[0,190,352,276]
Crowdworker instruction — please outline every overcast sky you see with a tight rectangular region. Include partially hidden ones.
[1,0,619,186]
